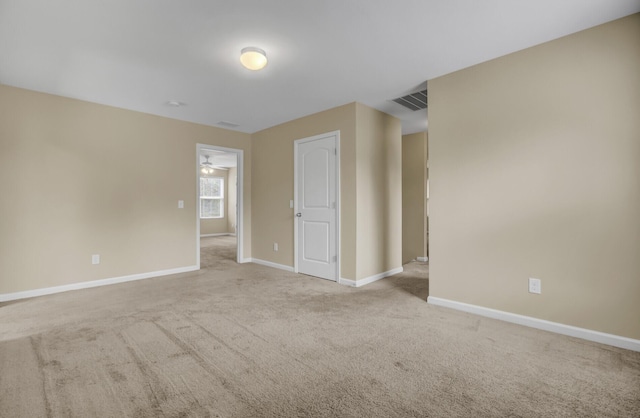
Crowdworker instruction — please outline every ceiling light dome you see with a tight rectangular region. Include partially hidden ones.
[240,47,267,71]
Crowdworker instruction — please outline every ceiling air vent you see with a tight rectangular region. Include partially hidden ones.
[392,90,427,111]
[217,121,240,129]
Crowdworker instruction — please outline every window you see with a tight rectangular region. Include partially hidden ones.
[200,177,224,218]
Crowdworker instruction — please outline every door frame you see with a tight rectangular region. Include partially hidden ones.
[196,143,246,268]
[293,130,341,281]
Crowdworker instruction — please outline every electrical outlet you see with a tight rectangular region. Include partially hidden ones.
[528,277,541,294]
[92,254,100,265]
[273,242,278,252]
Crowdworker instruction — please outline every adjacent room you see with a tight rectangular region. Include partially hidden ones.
[198,148,240,268]
[1,1,639,416]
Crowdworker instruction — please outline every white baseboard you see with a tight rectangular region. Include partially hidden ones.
[339,267,404,288]
[200,233,233,237]
[0,265,200,303]
[427,296,640,352]
[417,257,428,262]
[249,258,295,272]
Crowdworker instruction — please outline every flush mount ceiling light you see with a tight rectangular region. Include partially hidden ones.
[240,46,267,71]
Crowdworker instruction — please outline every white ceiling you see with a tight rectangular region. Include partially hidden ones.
[1,1,638,135]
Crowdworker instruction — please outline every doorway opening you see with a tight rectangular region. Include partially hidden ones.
[196,144,244,269]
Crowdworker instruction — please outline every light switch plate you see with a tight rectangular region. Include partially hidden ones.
[178,200,184,209]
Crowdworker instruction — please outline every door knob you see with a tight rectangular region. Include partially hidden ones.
[296,213,302,217]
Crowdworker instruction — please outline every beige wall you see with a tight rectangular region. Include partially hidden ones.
[428,14,640,339]
[200,169,230,235]
[0,84,252,294]
[355,104,403,280]
[251,103,358,278]
[251,102,401,281]
[402,131,428,264]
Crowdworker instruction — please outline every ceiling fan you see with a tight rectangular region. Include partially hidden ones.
[201,155,228,174]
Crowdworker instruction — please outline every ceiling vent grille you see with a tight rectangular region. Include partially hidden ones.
[392,90,427,111]
[216,121,240,128]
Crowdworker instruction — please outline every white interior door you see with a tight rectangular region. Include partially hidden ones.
[295,133,338,281]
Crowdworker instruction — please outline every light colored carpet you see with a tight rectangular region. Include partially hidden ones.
[200,235,237,269]
[1,238,639,417]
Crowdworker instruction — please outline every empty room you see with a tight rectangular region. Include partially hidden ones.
[1,1,639,417]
